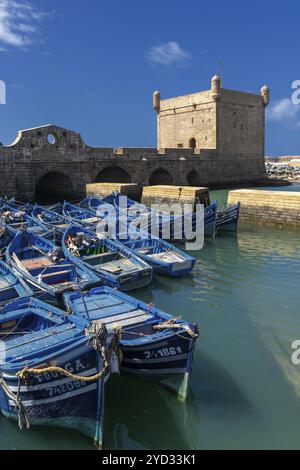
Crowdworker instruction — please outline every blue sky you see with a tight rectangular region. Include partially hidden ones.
[0,0,299,155]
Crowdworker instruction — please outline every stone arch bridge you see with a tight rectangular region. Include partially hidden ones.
[0,124,266,202]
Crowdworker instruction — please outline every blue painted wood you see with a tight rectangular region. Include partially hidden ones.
[5,229,102,302]
[62,224,153,291]
[216,202,240,233]
[0,203,49,236]
[63,286,199,390]
[0,260,33,306]
[92,193,217,239]
[0,296,110,448]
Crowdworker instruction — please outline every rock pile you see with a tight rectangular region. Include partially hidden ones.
[265,162,300,182]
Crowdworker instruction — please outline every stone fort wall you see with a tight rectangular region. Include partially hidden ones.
[0,124,267,202]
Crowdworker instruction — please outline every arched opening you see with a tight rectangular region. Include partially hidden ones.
[35,172,74,203]
[149,168,173,186]
[187,169,201,187]
[95,166,132,183]
[189,137,197,149]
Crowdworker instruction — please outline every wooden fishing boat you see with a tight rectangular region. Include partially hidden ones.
[62,224,153,291]
[6,230,102,302]
[62,202,101,227]
[0,296,114,448]
[105,192,217,239]
[63,286,199,400]
[0,204,49,236]
[216,202,240,233]
[0,260,33,306]
[3,197,34,214]
[79,196,114,212]
[0,225,15,256]
[32,205,71,240]
[117,231,196,277]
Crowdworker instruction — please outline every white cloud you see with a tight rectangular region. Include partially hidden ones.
[147,41,191,66]
[0,0,46,49]
[266,98,300,127]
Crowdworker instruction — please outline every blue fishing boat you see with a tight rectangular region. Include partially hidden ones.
[63,286,199,400]
[0,204,49,236]
[0,225,14,256]
[6,230,102,302]
[3,197,34,214]
[0,260,33,306]
[0,296,114,448]
[117,231,196,277]
[32,205,71,240]
[104,192,217,239]
[78,197,115,219]
[62,202,101,227]
[62,224,153,291]
[216,202,240,233]
[76,199,196,276]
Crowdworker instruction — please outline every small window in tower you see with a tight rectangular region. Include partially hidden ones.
[177,143,183,148]
[191,118,194,124]
[189,138,196,149]
[234,122,236,128]
[205,136,208,141]
[241,124,243,131]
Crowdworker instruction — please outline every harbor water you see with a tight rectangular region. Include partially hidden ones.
[1,187,300,449]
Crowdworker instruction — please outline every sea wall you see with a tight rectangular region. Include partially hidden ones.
[228,189,300,228]
[86,183,141,200]
[142,185,210,210]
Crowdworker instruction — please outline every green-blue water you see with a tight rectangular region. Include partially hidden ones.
[1,186,300,450]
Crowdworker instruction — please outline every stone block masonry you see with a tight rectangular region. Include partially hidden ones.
[0,77,269,202]
[142,185,210,211]
[228,189,300,228]
[86,183,141,201]
[0,123,267,202]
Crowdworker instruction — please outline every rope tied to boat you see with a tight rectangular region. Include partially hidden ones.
[152,317,198,339]
[12,322,115,430]
[111,324,123,364]
[17,321,111,384]
[0,375,30,430]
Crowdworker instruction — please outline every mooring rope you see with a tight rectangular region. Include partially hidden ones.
[4,320,117,430]
[153,318,198,339]
[18,321,111,383]
[0,376,30,429]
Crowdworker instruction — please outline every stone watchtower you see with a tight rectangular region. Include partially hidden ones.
[153,76,269,160]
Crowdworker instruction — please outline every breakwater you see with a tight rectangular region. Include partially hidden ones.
[265,161,300,183]
[228,189,300,228]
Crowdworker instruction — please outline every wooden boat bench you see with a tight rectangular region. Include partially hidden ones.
[41,269,71,279]
[21,256,54,270]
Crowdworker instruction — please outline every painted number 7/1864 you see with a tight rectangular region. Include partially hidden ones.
[144,346,182,359]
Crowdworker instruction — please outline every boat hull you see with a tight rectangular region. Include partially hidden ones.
[216,203,240,233]
[120,330,197,381]
[145,258,195,277]
[0,346,107,448]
